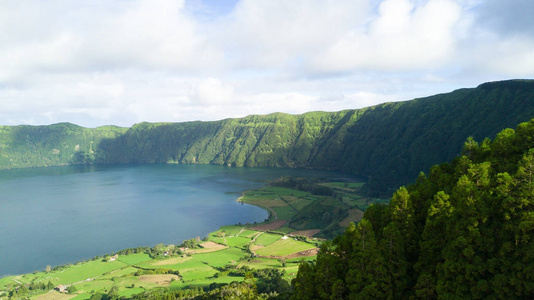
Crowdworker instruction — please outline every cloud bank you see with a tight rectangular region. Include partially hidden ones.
[0,0,532,127]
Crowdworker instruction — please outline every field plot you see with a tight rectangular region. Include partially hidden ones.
[75,278,114,294]
[270,206,296,221]
[189,242,227,253]
[254,238,317,257]
[194,247,248,268]
[100,266,138,279]
[138,274,179,286]
[249,220,287,231]
[34,291,76,300]
[41,260,128,286]
[253,232,284,246]
[235,228,261,238]
[118,253,152,265]
[150,256,192,266]
[209,226,253,247]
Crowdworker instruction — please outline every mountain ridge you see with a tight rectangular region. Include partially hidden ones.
[1,79,533,195]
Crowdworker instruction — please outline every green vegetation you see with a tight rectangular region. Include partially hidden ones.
[292,119,534,299]
[255,239,316,257]
[3,80,534,298]
[0,123,127,169]
[0,222,313,299]
[1,80,533,195]
[239,176,373,238]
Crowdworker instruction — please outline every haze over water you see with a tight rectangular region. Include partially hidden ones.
[0,164,348,277]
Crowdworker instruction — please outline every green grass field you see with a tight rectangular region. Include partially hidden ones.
[254,232,284,246]
[255,239,316,257]
[118,253,153,265]
[270,206,297,220]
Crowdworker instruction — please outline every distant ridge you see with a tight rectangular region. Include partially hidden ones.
[1,79,533,195]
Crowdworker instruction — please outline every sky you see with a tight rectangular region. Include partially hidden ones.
[0,0,533,128]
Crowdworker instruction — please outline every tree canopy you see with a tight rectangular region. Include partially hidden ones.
[292,118,534,299]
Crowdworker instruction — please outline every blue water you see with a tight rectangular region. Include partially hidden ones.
[0,164,346,277]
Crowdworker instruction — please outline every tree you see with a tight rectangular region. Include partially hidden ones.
[414,191,453,298]
[345,219,388,299]
[106,286,119,300]
[67,285,77,293]
[291,260,317,299]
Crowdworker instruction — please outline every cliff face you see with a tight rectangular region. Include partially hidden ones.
[2,80,533,195]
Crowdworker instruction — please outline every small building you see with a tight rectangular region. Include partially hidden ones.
[108,254,119,261]
[55,285,67,293]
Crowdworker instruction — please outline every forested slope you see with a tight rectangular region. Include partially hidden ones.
[97,79,534,194]
[1,79,533,195]
[291,118,534,299]
[0,123,126,168]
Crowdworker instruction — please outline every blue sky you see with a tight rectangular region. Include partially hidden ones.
[0,0,533,127]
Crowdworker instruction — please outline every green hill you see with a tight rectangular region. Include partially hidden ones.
[0,123,127,168]
[1,79,534,195]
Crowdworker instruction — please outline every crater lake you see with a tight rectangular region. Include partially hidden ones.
[0,164,349,277]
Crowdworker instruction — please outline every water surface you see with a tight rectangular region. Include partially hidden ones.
[0,164,346,277]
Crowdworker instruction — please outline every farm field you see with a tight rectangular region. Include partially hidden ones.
[0,225,319,300]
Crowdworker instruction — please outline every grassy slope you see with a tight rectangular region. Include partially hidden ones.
[0,227,314,299]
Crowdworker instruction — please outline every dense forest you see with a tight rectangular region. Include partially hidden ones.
[291,119,534,299]
[1,79,533,195]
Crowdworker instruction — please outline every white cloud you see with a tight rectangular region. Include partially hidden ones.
[217,0,370,68]
[0,0,533,127]
[464,36,534,77]
[87,0,218,69]
[312,0,462,72]
[191,78,235,104]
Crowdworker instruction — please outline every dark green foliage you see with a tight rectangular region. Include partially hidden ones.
[130,281,264,300]
[1,80,534,195]
[289,196,349,234]
[291,118,534,299]
[67,285,77,293]
[134,268,180,277]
